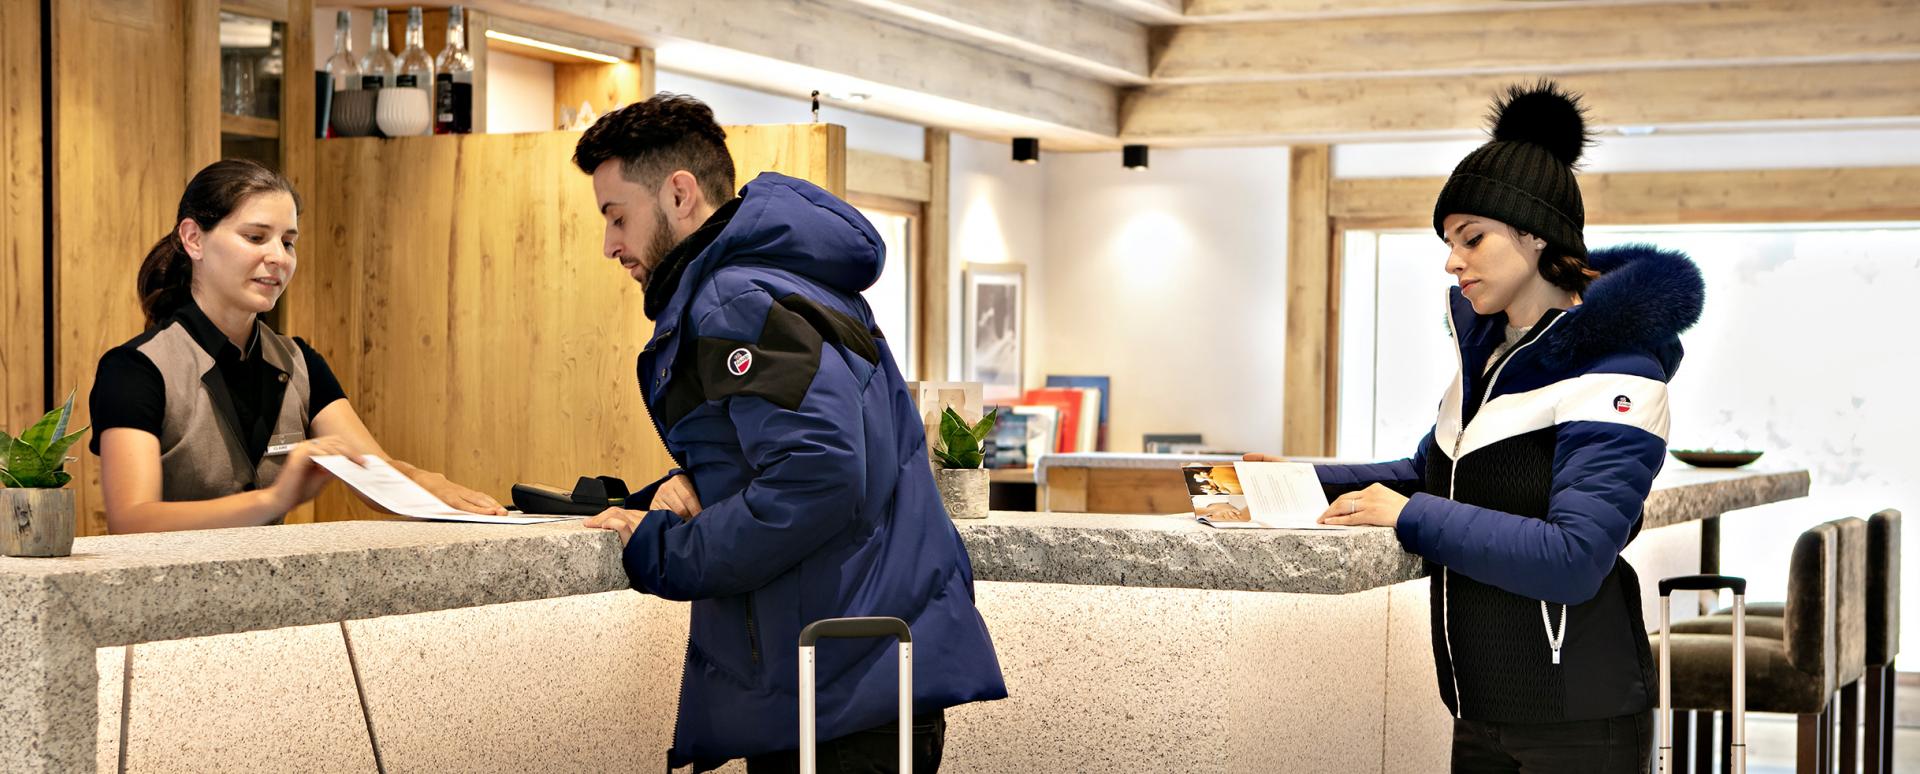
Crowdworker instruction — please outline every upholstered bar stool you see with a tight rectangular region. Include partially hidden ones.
[1862,510,1900,774]
[1676,512,1895,773]
[1656,517,1867,774]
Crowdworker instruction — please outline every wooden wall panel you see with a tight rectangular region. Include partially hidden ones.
[0,0,44,436]
[303,124,844,520]
[53,0,198,537]
[0,0,43,436]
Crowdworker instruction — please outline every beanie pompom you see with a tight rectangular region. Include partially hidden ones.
[1489,80,1592,168]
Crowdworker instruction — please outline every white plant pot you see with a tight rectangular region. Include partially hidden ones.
[936,467,990,520]
[375,86,432,138]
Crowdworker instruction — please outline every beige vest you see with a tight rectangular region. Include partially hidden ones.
[135,320,312,521]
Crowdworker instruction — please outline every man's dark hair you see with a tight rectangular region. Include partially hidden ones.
[573,93,736,206]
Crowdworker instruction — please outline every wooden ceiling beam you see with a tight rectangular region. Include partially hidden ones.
[1078,0,1186,25]
[467,0,1119,137]
[833,0,1150,84]
[1330,166,1920,228]
[1179,0,1723,23]
[1122,61,1920,144]
[1154,0,1920,82]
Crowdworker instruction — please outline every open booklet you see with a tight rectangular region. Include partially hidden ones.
[1180,461,1347,530]
[311,455,580,525]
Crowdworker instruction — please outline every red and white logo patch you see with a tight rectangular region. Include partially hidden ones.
[1613,395,1633,413]
[727,348,753,377]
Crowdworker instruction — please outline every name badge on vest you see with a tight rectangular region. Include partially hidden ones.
[265,432,305,457]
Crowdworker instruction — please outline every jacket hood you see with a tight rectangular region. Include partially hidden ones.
[1542,243,1704,374]
[1451,243,1705,377]
[701,172,883,288]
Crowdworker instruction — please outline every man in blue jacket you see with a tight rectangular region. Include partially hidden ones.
[577,94,1006,772]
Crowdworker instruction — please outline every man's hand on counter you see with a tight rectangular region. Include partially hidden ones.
[1318,484,1409,528]
[650,474,703,520]
[586,476,705,547]
[585,508,645,546]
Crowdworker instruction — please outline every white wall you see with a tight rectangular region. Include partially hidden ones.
[947,135,1048,394]
[1034,147,1291,454]
[486,51,556,134]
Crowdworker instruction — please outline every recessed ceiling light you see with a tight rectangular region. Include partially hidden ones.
[1617,126,1658,136]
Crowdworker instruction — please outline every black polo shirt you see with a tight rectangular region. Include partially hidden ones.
[88,302,346,464]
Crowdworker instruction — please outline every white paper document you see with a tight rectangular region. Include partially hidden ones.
[311,455,578,524]
[1181,461,1348,530]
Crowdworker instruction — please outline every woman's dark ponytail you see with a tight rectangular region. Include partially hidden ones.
[136,159,302,329]
[1537,245,1601,295]
[136,231,195,329]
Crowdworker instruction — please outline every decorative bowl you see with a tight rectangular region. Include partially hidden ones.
[1671,449,1764,468]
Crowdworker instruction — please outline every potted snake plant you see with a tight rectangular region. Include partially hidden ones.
[2,392,87,557]
[932,407,997,520]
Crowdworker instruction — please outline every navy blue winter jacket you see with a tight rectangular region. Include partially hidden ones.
[620,173,1007,768]
[1317,244,1704,722]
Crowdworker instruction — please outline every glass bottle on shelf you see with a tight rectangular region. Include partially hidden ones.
[433,6,474,134]
[323,10,356,92]
[357,9,396,91]
[383,6,434,137]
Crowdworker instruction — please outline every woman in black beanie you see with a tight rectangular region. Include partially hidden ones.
[1261,81,1706,772]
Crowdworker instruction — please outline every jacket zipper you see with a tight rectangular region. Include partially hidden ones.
[1442,301,1569,718]
[640,328,694,768]
[1441,303,1467,719]
[745,594,762,667]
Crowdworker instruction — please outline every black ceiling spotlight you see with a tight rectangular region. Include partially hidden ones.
[1123,144,1149,170]
[1012,137,1040,164]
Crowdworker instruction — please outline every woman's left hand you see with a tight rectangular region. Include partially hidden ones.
[1319,483,1409,528]
[420,475,507,515]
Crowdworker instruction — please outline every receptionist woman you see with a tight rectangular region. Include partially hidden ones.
[89,159,504,533]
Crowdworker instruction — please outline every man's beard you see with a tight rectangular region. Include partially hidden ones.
[637,205,678,290]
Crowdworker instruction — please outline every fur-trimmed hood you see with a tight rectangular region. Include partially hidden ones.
[1450,243,1705,378]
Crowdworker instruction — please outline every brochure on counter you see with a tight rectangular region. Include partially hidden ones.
[1181,461,1348,530]
[312,455,580,524]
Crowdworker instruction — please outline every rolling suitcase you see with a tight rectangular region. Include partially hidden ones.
[798,616,914,774]
[1658,574,1748,774]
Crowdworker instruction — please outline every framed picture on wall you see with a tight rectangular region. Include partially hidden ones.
[963,263,1025,402]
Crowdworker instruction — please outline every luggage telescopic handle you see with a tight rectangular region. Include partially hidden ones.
[1658,574,1747,596]
[800,616,913,646]
[1658,575,1748,774]
[799,616,914,774]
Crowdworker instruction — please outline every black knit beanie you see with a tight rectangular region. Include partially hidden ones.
[1433,81,1594,260]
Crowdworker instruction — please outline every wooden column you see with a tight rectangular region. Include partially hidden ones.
[1284,144,1334,457]
[184,0,220,168]
[0,0,44,433]
[727,123,846,197]
[919,128,951,381]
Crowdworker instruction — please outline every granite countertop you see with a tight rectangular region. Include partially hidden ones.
[956,468,1811,593]
[0,469,1810,648]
